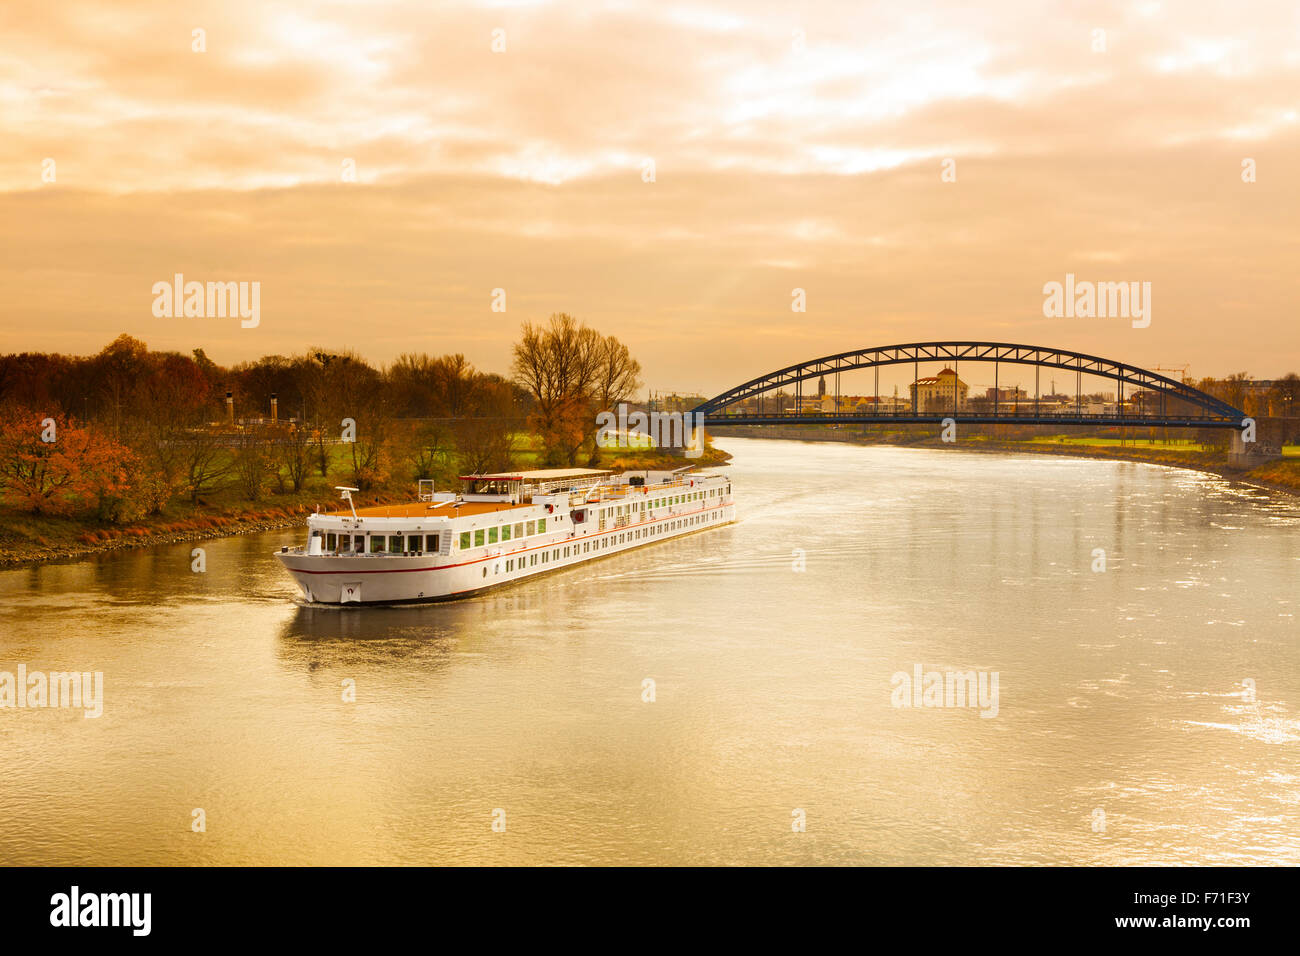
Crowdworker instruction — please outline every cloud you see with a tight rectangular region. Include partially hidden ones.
[1,0,1298,390]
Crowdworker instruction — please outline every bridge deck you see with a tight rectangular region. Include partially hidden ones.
[705,413,1241,428]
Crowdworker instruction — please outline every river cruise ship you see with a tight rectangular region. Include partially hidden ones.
[276,467,736,604]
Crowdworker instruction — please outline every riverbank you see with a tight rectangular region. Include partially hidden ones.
[0,444,733,569]
[711,425,1300,497]
[2,498,312,569]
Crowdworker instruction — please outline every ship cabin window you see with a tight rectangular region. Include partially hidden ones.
[459,532,471,550]
[389,535,403,552]
[426,534,439,552]
[326,533,337,551]
[538,518,547,533]
[553,549,559,560]
[526,521,536,536]
[541,552,548,564]
[514,523,524,538]
[370,536,386,553]
[501,525,511,541]
[474,529,485,547]
[531,554,537,566]
[488,527,498,544]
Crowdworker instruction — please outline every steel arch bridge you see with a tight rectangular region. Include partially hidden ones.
[691,341,1246,428]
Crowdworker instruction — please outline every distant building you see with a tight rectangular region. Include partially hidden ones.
[648,392,707,413]
[910,368,968,412]
[985,386,1027,403]
[856,395,910,415]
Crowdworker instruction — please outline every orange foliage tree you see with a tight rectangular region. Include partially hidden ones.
[0,411,140,519]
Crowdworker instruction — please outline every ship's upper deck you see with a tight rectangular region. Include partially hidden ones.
[459,467,611,497]
[322,500,531,519]
[319,468,726,520]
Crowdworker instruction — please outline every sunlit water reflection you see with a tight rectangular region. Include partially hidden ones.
[2,437,1298,864]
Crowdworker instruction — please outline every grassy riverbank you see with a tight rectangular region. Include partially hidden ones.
[0,441,732,569]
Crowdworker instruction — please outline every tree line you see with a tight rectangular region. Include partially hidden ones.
[0,314,643,522]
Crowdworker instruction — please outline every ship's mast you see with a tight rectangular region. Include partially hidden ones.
[335,486,359,519]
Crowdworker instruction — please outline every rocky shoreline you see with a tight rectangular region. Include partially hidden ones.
[0,511,310,570]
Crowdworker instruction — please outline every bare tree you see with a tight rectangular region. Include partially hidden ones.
[233,424,273,501]
[270,422,313,493]
[512,314,629,465]
[454,375,520,474]
[181,429,232,503]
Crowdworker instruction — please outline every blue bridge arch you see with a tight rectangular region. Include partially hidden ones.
[691,341,1246,428]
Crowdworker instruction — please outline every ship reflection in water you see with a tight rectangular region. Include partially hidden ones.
[3,437,1300,866]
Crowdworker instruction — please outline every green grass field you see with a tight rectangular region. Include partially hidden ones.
[1023,436,1300,456]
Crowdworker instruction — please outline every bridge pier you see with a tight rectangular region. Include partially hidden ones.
[1228,419,1284,470]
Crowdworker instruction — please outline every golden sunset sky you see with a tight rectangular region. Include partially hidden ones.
[2,0,1298,396]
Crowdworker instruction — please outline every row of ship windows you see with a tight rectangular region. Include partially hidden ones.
[323,532,434,555]
[459,485,730,551]
[487,509,725,576]
[459,517,548,551]
[596,487,726,520]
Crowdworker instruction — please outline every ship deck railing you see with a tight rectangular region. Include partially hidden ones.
[569,475,716,503]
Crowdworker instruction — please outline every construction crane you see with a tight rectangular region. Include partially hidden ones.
[1154,364,1190,383]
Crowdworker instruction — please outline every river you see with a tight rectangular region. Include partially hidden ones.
[2,437,1298,865]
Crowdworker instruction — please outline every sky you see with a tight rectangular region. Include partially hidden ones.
[2,0,1299,397]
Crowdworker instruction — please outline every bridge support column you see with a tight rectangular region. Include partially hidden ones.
[1228,418,1283,470]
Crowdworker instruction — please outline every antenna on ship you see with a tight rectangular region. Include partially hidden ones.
[335,486,359,519]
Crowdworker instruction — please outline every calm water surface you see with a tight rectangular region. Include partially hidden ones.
[2,437,1299,865]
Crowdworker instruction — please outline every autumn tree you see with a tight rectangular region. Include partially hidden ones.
[0,410,139,519]
[232,424,273,500]
[299,349,383,478]
[123,351,214,511]
[269,422,314,493]
[396,420,456,485]
[1268,373,1300,418]
[511,314,639,465]
[454,375,521,475]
